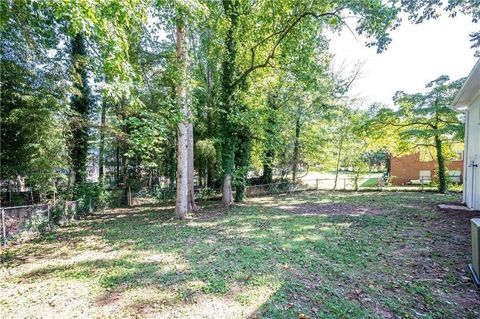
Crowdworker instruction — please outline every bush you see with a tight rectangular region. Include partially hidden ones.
[155,189,176,202]
[197,187,217,201]
[72,182,121,209]
[50,200,66,224]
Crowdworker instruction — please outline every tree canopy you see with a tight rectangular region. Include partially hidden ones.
[0,0,472,211]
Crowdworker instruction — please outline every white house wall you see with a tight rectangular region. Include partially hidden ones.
[465,96,480,210]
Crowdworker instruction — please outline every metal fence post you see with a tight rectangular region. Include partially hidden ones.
[89,197,92,214]
[343,178,346,190]
[2,208,6,247]
[47,205,51,226]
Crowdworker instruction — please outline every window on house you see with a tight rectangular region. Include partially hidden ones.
[419,170,432,182]
[449,170,462,183]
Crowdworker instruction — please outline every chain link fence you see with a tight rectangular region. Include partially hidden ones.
[1,199,94,246]
[1,176,449,246]
[245,177,372,197]
[1,204,49,245]
[131,176,442,204]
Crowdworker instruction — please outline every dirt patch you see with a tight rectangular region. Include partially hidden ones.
[94,290,123,307]
[277,202,383,217]
[275,197,480,316]
[376,205,480,312]
[436,206,480,220]
[2,192,479,319]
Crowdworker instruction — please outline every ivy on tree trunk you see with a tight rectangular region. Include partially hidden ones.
[234,126,251,202]
[292,116,301,183]
[69,32,91,186]
[220,0,239,206]
[261,94,279,184]
[435,135,447,193]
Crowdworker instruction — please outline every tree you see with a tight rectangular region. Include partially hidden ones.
[385,76,465,192]
[0,2,69,196]
[395,0,480,56]
[174,14,198,218]
[260,93,281,184]
[175,19,190,218]
[195,139,216,187]
[69,32,92,186]
[216,0,399,204]
[328,106,355,190]
[2,0,475,213]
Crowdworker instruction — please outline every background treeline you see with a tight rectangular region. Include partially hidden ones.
[1,1,477,216]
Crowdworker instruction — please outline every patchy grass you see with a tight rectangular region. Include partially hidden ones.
[1,192,479,318]
[360,177,380,187]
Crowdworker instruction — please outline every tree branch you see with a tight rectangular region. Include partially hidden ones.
[233,10,341,87]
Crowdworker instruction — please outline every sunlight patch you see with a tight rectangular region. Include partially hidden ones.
[293,234,324,242]
[136,251,189,272]
[138,282,279,319]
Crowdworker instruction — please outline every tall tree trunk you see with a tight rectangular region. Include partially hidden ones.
[292,117,301,182]
[262,148,274,184]
[333,134,344,190]
[220,0,239,206]
[354,169,361,191]
[261,94,278,184]
[176,122,189,218]
[175,21,190,219]
[98,100,106,182]
[222,174,233,205]
[122,156,128,186]
[16,175,26,192]
[234,127,251,202]
[123,157,129,205]
[435,135,447,193]
[198,158,204,188]
[163,131,177,189]
[207,163,213,188]
[204,61,214,189]
[204,59,214,189]
[69,32,91,186]
[115,143,120,184]
[148,168,153,191]
[386,152,392,176]
[187,122,198,211]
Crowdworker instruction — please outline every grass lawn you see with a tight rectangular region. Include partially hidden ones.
[1,192,479,318]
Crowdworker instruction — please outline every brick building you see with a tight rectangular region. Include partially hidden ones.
[390,152,464,186]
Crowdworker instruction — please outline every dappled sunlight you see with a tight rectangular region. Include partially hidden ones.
[291,233,325,242]
[2,279,95,319]
[142,284,279,319]
[3,0,478,317]
[247,192,334,207]
[188,219,225,228]
[134,251,190,272]
[349,208,367,216]
[2,192,479,318]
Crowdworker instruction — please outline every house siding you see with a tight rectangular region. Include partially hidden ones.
[464,96,480,210]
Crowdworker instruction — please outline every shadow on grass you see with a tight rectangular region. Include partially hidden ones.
[12,191,480,318]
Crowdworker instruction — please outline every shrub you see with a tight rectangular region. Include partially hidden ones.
[197,187,216,201]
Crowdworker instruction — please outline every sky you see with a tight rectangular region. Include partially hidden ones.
[328,14,478,108]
